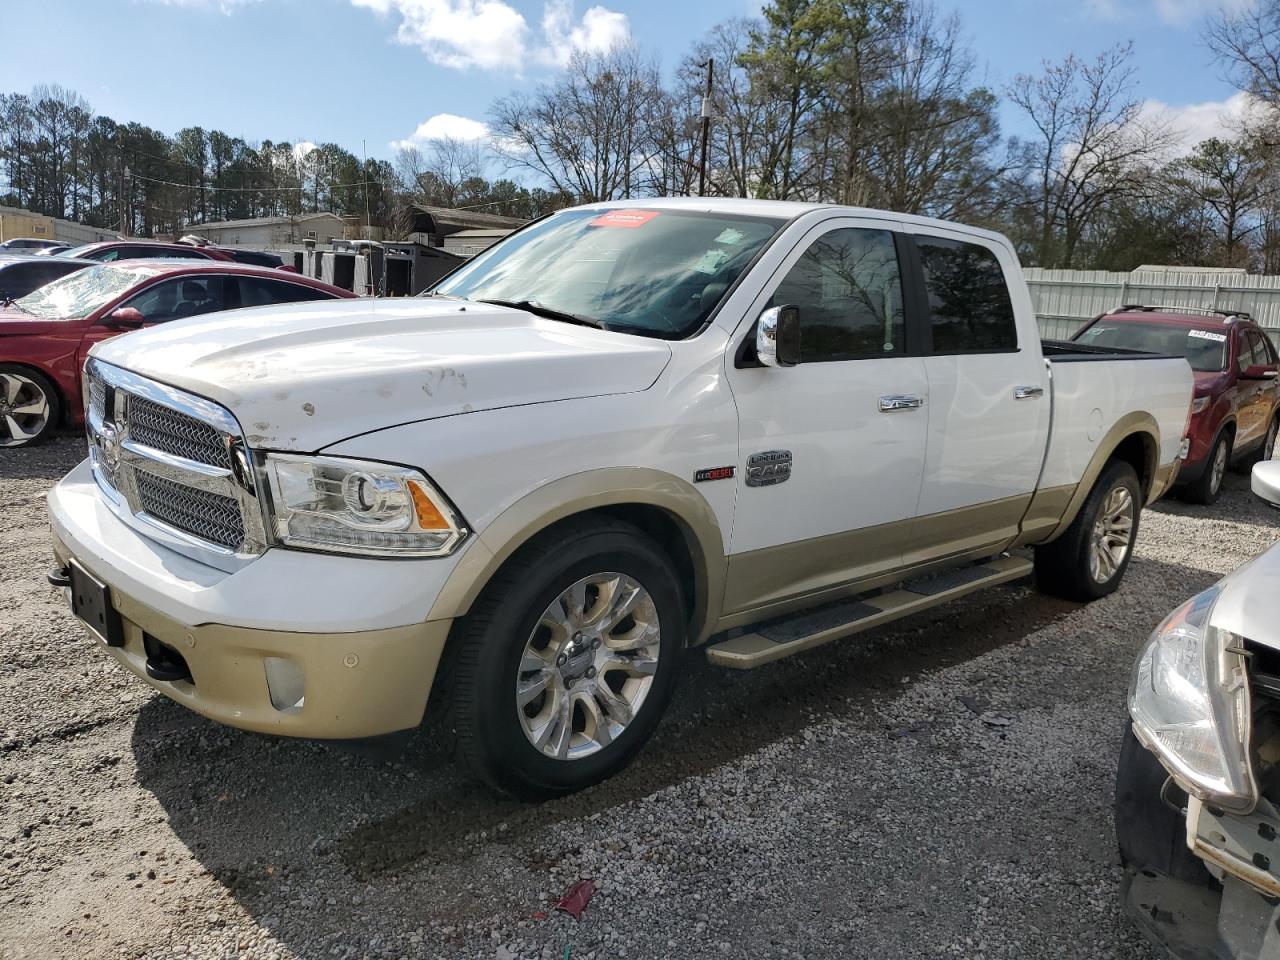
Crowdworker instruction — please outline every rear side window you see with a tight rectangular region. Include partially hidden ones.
[916,236,1017,354]
[771,227,905,363]
[230,277,335,308]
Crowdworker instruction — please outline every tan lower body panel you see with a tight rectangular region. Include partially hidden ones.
[706,554,1033,669]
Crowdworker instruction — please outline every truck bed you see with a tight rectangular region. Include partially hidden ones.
[1041,339,1178,362]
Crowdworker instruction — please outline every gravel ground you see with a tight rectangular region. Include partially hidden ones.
[3,435,1277,960]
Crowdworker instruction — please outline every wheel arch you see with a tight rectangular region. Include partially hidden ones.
[427,468,728,645]
[1044,414,1161,544]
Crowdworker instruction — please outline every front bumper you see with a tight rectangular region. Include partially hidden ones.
[48,459,455,739]
[1124,866,1280,960]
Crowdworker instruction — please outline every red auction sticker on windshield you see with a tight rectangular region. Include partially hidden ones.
[590,210,660,228]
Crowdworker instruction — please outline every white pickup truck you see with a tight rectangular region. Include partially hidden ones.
[48,199,1193,797]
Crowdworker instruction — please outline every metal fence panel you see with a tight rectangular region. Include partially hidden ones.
[1025,267,1280,340]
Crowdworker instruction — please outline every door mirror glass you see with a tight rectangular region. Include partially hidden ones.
[101,306,144,329]
[757,304,801,368]
[1253,460,1280,507]
[1243,364,1277,380]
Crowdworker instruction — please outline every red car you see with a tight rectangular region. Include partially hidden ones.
[0,260,356,447]
[54,240,235,263]
[1073,306,1280,503]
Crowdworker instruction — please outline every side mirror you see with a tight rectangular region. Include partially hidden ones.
[1243,364,1278,380]
[1253,460,1280,507]
[102,306,144,329]
[757,304,801,368]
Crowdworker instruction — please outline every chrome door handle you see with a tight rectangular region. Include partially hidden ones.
[878,394,924,412]
[1014,385,1045,400]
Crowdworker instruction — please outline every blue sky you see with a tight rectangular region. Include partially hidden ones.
[0,0,1251,166]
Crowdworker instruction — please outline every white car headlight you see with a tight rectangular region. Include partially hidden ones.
[263,453,467,558]
[1129,585,1257,812]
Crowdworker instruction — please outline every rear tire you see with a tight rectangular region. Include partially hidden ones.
[0,364,60,447]
[1182,432,1230,505]
[1035,460,1141,602]
[449,518,684,800]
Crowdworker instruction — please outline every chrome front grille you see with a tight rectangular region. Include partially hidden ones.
[88,377,106,421]
[128,395,232,469]
[84,359,266,570]
[135,470,245,550]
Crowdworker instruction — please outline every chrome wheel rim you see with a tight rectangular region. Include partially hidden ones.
[1089,485,1135,584]
[516,572,661,761]
[0,372,51,447]
[1210,439,1228,494]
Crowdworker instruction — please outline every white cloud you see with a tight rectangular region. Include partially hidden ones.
[292,141,319,161]
[540,0,630,66]
[392,113,490,150]
[352,0,628,72]
[1140,91,1266,154]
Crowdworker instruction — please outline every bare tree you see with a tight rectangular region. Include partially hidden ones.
[862,3,1007,220]
[1206,2,1280,105]
[1008,43,1175,267]
[490,45,665,202]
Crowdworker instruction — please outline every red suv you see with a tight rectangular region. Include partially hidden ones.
[0,260,356,447]
[1073,306,1280,504]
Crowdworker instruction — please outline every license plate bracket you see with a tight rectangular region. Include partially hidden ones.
[69,561,124,648]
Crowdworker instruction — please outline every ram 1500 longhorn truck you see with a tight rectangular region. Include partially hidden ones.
[47,199,1194,798]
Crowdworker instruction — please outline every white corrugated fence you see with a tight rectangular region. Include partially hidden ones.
[1026,266,1280,340]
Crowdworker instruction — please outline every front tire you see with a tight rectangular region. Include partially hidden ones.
[0,365,60,447]
[1035,460,1141,602]
[449,518,684,799]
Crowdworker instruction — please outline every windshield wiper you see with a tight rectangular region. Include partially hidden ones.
[476,298,608,331]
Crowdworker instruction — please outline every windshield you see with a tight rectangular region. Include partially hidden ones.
[15,263,144,319]
[433,208,783,338]
[1075,320,1229,372]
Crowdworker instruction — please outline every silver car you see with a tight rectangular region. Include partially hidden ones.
[1119,460,1280,959]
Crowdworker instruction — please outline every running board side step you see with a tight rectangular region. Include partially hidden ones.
[705,555,1033,670]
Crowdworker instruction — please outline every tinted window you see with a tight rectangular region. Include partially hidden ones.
[917,237,1017,353]
[125,276,223,323]
[230,276,334,308]
[772,228,904,363]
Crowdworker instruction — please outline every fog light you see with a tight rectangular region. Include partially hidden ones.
[264,657,305,712]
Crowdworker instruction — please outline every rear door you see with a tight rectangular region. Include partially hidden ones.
[723,218,930,614]
[904,229,1050,565]
[1237,329,1276,447]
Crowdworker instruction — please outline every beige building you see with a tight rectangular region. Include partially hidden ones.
[185,212,348,248]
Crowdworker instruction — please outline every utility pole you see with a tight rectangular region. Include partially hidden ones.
[120,164,130,238]
[697,58,714,198]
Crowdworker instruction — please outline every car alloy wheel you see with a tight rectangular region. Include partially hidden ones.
[1089,484,1135,584]
[1210,437,1229,496]
[1266,420,1278,462]
[0,372,51,447]
[515,572,661,761]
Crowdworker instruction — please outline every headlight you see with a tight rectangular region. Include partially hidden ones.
[1191,396,1211,414]
[263,453,467,557]
[1128,585,1257,812]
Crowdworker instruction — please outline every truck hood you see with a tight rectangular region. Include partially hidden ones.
[89,298,673,451]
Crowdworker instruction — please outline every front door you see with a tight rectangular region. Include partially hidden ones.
[724,219,930,615]
[905,228,1050,566]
